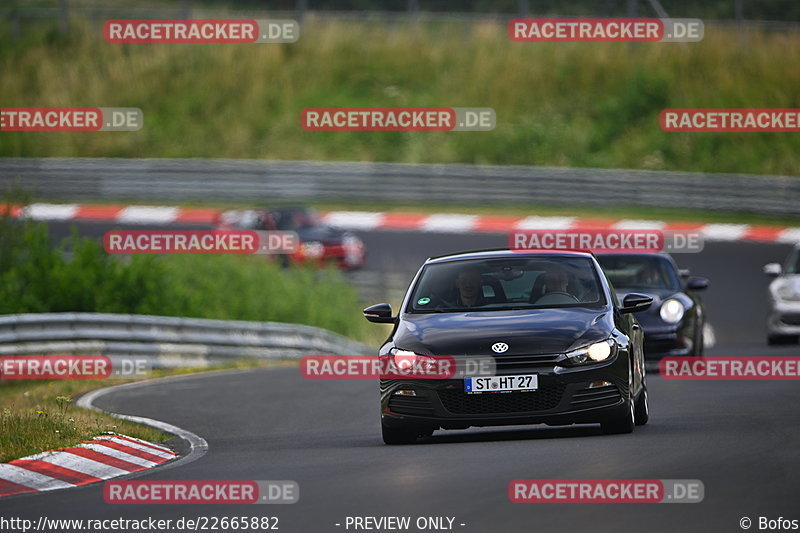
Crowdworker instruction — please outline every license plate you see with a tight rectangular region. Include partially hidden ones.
[465,374,538,394]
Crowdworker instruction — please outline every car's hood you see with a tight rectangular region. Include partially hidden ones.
[394,307,612,356]
[770,275,800,299]
[774,274,800,286]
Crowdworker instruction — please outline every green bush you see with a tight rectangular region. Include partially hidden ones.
[0,216,369,340]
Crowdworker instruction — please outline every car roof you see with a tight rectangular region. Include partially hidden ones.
[595,252,679,269]
[595,251,678,262]
[262,206,313,213]
[426,249,595,265]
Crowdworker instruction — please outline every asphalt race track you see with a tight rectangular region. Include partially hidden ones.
[3,221,797,532]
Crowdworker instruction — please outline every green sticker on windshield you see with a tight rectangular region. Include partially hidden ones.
[417,297,431,305]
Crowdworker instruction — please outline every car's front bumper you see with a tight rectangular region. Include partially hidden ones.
[380,356,630,430]
[289,244,366,269]
[643,329,692,358]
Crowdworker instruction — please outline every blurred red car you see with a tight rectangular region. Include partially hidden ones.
[216,206,366,269]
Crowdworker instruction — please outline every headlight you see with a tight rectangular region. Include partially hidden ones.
[342,234,362,248]
[301,241,324,258]
[660,299,685,323]
[774,280,800,301]
[564,339,616,365]
[388,348,436,373]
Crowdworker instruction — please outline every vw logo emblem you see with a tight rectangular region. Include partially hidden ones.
[492,342,509,353]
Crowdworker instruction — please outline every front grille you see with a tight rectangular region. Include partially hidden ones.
[437,383,565,415]
[569,384,622,408]
[388,395,435,416]
[780,314,800,326]
[644,338,681,356]
[493,353,561,371]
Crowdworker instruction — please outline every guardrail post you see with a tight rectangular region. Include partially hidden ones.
[59,0,69,34]
[11,10,21,42]
[735,0,746,45]
[295,0,307,23]
[180,0,192,20]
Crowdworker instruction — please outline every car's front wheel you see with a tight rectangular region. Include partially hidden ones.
[634,387,649,426]
[381,423,421,445]
[691,321,705,357]
[601,373,636,435]
[601,399,635,435]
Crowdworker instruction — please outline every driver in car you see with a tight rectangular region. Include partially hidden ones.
[635,265,662,287]
[542,267,569,294]
[454,266,486,307]
[531,264,577,303]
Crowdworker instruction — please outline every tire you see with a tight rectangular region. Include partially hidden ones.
[691,322,704,357]
[381,424,421,445]
[634,387,649,426]
[601,369,636,435]
[601,396,635,434]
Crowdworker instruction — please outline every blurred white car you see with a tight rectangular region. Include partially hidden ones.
[764,244,800,345]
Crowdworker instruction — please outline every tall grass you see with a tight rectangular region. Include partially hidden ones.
[1,18,799,174]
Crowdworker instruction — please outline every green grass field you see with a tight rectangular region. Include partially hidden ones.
[1,18,799,175]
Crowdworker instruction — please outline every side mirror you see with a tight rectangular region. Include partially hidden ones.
[363,303,396,324]
[620,293,653,314]
[686,276,709,291]
[763,263,782,277]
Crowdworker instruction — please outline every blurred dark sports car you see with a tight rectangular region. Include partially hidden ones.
[364,250,652,444]
[217,206,366,269]
[596,253,709,359]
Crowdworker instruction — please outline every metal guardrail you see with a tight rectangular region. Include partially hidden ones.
[1,157,799,216]
[3,6,799,32]
[0,313,373,367]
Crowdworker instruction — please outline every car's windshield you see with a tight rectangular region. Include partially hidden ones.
[785,249,800,274]
[274,209,321,230]
[407,257,605,313]
[596,255,681,291]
